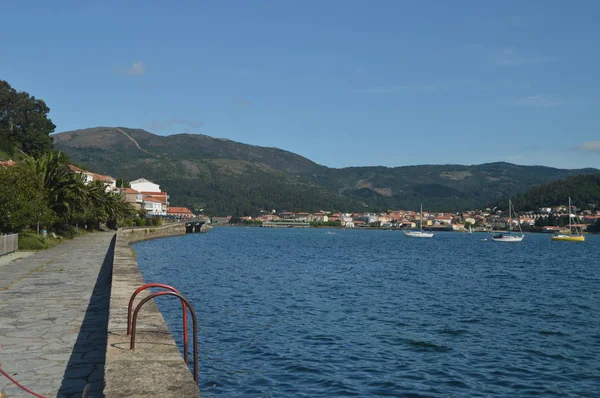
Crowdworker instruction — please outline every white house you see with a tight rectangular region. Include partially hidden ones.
[143,197,166,216]
[69,165,117,192]
[130,178,161,193]
[309,212,329,222]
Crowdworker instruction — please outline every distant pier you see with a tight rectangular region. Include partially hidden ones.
[185,218,209,233]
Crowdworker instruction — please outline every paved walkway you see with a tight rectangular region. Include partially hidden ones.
[0,252,35,268]
[0,232,116,398]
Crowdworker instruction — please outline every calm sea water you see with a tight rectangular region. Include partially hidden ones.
[133,228,600,397]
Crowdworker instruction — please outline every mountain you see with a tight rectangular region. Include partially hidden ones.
[502,173,600,211]
[53,127,600,215]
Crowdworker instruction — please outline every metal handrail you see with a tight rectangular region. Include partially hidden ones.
[127,283,189,364]
[130,291,199,383]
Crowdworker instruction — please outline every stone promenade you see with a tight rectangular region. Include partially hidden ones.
[0,232,116,398]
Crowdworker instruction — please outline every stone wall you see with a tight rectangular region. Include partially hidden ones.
[104,228,200,397]
[119,223,186,244]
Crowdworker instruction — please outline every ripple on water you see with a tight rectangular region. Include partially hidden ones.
[134,228,600,397]
[403,338,453,353]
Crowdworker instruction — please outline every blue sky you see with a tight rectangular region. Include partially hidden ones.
[2,1,599,169]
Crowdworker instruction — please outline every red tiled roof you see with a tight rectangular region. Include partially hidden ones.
[69,165,115,181]
[143,197,164,203]
[69,165,90,173]
[93,173,115,182]
[119,188,139,194]
[141,191,166,196]
[168,207,193,214]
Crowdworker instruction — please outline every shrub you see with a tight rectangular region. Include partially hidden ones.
[18,233,47,250]
[60,226,78,239]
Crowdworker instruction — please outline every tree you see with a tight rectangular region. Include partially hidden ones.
[116,178,131,188]
[0,164,55,233]
[22,152,87,228]
[19,152,135,231]
[0,80,55,157]
[588,220,600,233]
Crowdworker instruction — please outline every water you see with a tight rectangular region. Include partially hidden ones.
[133,228,600,397]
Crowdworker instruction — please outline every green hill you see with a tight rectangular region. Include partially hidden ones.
[52,127,599,215]
[502,173,600,211]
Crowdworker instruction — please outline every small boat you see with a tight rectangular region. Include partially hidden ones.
[468,225,473,235]
[404,205,434,238]
[551,197,585,242]
[491,200,524,242]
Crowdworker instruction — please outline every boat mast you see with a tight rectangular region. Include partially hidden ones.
[420,204,423,231]
[508,200,512,235]
[569,197,572,236]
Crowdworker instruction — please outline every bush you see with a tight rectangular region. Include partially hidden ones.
[59,226,79,239]
[18,233,48,250]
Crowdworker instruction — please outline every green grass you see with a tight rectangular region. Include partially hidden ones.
[18,232,63,251]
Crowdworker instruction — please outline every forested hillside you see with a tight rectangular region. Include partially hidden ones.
[504,174,600,211]
[53,127,600,215]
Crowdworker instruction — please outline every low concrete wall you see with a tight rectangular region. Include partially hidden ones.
[119,223,186,243]
[104,228,200,397]
[0,233,18,256]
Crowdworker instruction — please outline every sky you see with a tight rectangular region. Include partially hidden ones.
[2,0,600,169]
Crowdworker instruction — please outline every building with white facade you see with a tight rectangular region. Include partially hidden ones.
[69,165,117,192]
[143,197,166,216]
[130,178,161,193]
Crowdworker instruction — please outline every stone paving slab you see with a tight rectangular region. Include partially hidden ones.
[0,232,115,398]
[0,252,35,268]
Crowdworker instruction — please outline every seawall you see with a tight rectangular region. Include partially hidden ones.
[119,222,186,243]
[104,225,200,397]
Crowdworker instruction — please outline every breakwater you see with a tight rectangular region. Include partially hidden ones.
[104,226,200,397]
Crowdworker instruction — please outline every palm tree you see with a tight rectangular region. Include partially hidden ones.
[22,152,87,228]
[22,152,134,231]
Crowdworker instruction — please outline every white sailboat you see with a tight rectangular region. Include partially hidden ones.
[491,199,524,242]
[404,205,434,238]
[468,225,473,235]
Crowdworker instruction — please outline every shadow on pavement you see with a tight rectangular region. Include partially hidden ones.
[57,234,115,398]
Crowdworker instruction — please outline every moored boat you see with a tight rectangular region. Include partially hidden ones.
[551,197,585,242]
[404,205,434,238]
[491,200,524,242]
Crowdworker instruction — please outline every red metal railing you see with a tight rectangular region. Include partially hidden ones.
[127,283,189,364]
[129,290,199,383]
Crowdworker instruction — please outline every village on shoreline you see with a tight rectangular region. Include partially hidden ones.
[5,158,598,235]
[61,168,600,234]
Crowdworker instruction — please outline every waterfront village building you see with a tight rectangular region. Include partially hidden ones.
[130,178,160,192]
[295,212,310,221]
[123,178,169,216]
[167,207,194,219]
[141,192,168,216]
[279,212,296,220]
[68,165,116,192]
[308,212,328,222]
[117,188,144,210]
[143,197,165,216]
